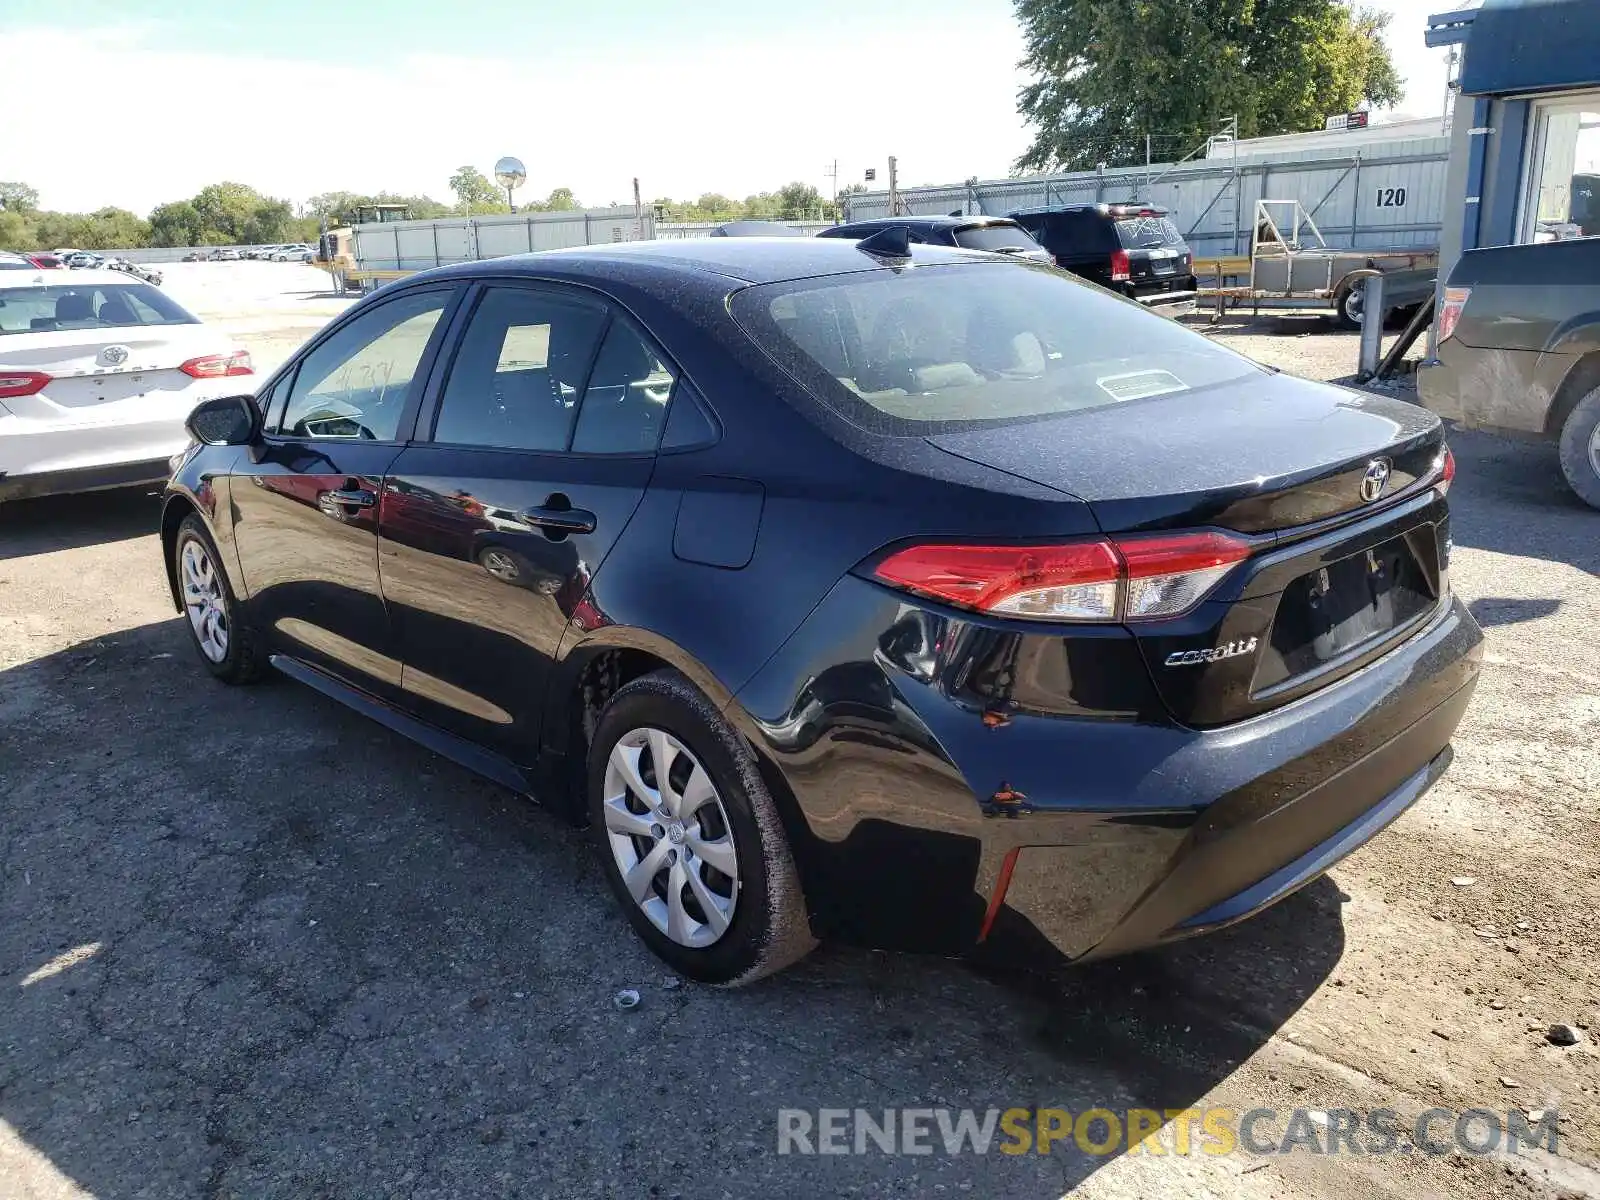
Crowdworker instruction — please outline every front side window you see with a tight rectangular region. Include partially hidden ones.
[732,262,1261,435]
[280,289,448,441]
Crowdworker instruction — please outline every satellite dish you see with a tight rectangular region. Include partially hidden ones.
[494,157,527,192]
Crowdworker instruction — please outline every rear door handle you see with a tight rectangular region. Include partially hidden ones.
[522,503,596,537]
[326,488,376,507]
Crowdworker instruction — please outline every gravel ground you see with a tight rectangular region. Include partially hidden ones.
[1,264,1596,1199]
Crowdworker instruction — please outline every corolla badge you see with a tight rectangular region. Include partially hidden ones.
[100,344,130,366]
[1360,457,1393,503]
[1164,637,1258,667]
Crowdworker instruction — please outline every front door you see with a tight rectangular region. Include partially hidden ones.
[378,283,673,760]
[230,286,457,696]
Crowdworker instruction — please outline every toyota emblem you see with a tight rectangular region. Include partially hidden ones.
[101,345,130,366]
[1360,457,1393,503]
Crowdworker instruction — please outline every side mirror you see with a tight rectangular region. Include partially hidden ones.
[185,394,262,446]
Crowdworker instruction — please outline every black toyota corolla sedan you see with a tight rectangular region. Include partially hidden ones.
[161,237,1481,985]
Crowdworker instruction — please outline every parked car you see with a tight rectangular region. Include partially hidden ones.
[0,270,252,501]
[272,245,310,262]
[106,259,164,286]
[1010,203,1198,316]
[1419,235,1600,508]
[0,251,43,270]
[160,238,1480,985]
[66,251,102,269]
[817,215,1051,263]
[181,251,207,262]
[213,249,241,261]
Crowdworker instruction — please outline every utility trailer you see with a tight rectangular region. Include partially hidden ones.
[1194,201,1437,328]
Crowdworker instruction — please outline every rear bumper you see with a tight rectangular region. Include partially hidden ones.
[732,576,1482,965]
[0,456,173,502]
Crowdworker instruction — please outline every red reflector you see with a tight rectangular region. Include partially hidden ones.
[1115,531,1252,578]
[1110,248,1131,282]
[873,541,1121,611]
[1437,286,1470,342]
[0,370,51,399]
[1438,445,1455,494]
[977,846,1021,943]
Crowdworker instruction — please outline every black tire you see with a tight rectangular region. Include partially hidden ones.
[1557,385,1600,510]
[586,670,815,986]
[173,514,267,684]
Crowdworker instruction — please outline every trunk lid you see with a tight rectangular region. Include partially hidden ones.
[0,325,232,422]
[926,371,1442,533]
[928,374,1451,727]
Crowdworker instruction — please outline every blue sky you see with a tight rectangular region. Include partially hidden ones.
[4,0,1449,215]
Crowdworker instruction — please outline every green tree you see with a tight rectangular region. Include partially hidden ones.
[1014,0,1403,171]
[776,182,824,220]
[542,187,580,211]
[0,208,34,249]
[449,165,507,214]
[695,193,737,218]
[149,200,204,247]
[0,181,40,214]
[76,208,152,250]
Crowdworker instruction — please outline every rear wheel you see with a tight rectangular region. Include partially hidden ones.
[1557,385,1600,510]
[587,670,814,985]
[173,515,266,684]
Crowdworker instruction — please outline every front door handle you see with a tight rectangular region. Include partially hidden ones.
[522,501,596,537]
[317,487,376,519]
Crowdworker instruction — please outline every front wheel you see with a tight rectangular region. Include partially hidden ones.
[587,670,815,986]
[1557,385,1600,510]
[173,515,267,684]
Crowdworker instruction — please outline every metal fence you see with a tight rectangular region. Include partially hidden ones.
[655,221,836,239]
[844,138,1450,257]
[351,207,654,272]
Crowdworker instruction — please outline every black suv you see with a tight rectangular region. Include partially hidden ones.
[818,216,1051,263]
[1010,204,1196,316]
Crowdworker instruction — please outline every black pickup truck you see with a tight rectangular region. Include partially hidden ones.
[1418,236,1600,508]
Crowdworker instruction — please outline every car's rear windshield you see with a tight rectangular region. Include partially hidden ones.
[731,262,1260,435]
[1115,215,1185,249]
[0,283,199,335]
[952,224,1041,253]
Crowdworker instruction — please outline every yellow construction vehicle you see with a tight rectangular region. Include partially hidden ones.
[314,203,415,296]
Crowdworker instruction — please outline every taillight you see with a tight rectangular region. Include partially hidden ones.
[1433,445,1456,496]
[0,370,51,399]
[872,531,1252,623]
[180,351,254,378]
[1437,286,1471,342]
[1110,249,1131,282]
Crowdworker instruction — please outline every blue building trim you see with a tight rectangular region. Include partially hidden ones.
[1461,98,1493,253]
[1457,0,1600,96]
[1483,101,1531,246]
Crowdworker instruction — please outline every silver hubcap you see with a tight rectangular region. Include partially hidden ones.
[1345,287,1363,323]
[1589,420,1600,479]
[602,727,739,948]
[180,540,229,663]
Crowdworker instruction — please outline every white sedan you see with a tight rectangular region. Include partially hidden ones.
[0,269,253,502]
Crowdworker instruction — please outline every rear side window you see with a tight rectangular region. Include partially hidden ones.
[732,262,1260,435]
[952,224,1042,253]
[1115,215,1185,249]
[0,283,197,335]
[1013,210,1114,255]
[433,286,607,451]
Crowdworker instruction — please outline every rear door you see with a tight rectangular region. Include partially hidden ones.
[229,285,459,698]
[378,282,668,760]
[1012,210,1115,281]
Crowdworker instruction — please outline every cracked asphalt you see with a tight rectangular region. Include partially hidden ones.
[1,266,1597,1198]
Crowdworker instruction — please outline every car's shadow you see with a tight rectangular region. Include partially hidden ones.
[0,486,163,561]
[0,616,1343,1197]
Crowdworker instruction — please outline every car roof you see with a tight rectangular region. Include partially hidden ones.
[829,215,1021,233]
[1009,203,1170,218]
[429,236,1003,286]
[0,268,149,289]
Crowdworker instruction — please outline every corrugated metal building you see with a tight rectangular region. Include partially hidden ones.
[352,207,653,272]
[843,124,1450,258]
